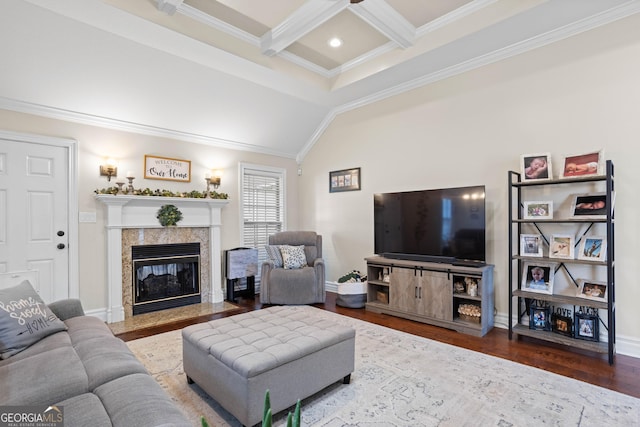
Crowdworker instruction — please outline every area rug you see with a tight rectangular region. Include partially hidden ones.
[127,306,639,426]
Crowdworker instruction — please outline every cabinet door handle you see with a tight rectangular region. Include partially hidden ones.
[415,286,418,298]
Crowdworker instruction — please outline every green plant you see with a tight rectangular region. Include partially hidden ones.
[338,269,365,283]
[94,187,229,199]
[262,389,301,427]
[156,204,183,226]
[200,416,209,427]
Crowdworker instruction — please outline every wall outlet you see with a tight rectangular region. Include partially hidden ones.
[79,212,97,223]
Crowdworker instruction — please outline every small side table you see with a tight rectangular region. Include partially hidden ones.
[225,247,258,302]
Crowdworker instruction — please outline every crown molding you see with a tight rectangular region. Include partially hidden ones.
[296,0,640,162]
[296,110,338,164]
[329,42,397,77]
[349,0,415,48]
[178,3,259,47]
[8,1,640,165]
[415,0,499,38]
[0,97,297,159]
[261,0,350,56]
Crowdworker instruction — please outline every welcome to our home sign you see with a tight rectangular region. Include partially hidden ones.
[144,155,191,182]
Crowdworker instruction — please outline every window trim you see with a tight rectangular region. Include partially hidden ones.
[239,162,287,246]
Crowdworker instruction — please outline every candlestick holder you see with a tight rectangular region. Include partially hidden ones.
[115,181,125,194]
[126,176,135,194]
[205,177,212,198]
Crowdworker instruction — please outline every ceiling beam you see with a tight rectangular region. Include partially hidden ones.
[349,0,415,48]
[261,0,350,57]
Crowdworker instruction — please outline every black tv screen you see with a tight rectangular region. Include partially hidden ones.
[374,186,486,263]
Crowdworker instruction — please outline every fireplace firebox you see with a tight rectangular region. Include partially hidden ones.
[132,243,201,315]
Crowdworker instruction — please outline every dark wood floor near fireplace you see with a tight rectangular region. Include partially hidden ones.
[116,292,640,400]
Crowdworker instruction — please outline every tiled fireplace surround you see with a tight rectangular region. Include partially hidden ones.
[96,195,229,323]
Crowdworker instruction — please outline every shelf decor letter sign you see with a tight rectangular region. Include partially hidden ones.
[144,155,191,182]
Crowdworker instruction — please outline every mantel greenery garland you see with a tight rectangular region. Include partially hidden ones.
[94,187,229,199]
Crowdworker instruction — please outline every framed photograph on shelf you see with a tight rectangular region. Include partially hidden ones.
[521,153,552,181]
[520,234,543,257]
[549,234,574,259]
[576,279,608,302]
[575,312,599,341]
[569,192,610,219]
[560,149,604,178]
[529,305,551,331]
[577,236,607,261]
[551,308,573,337]
[523,201,553,220]
[329,167,361,193]
[521,262,555,295]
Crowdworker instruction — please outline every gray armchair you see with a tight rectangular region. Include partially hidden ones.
[260,231,326,304]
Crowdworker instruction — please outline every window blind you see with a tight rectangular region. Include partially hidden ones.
[240,165,285,292]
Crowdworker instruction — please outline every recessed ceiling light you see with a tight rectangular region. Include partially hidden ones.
[328,37,343,48]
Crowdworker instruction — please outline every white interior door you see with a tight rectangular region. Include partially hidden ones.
[0,133,75,302]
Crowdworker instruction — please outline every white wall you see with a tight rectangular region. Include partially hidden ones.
[0,109,299,312]
[1,9,638,357]
[299,14,640,356]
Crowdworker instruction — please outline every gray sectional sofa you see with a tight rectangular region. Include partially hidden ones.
[0,298,190,427]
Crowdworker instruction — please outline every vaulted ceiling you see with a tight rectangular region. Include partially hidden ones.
[2,0,639,161]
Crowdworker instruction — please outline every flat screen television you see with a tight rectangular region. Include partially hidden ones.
[374,185,486,265]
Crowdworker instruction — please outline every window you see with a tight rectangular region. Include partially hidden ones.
[240,163,286,290]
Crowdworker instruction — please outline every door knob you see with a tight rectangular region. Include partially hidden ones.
[57,230,65,236]
[57,243,66,249]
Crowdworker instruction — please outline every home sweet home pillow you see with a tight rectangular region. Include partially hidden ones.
[0,280,67,359]
[280,245,308,269]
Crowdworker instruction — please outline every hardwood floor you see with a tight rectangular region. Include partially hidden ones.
[117,293,640,399]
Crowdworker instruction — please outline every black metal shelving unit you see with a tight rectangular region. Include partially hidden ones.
[508,160,615,364]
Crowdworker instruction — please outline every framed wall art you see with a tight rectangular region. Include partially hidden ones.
[551,307,573,337]
[560,149,604,178]
[520,152,552,181]
[529,305,551,331]
[577,236,607,261]
[520,234,543,257]
[329,167,361,193]
[521,261,555,295]
[523,201,553,220]
[575,312,599,341]
[576,279,607,302]
[549,234,574,259]
[144,155,191,182]
[569,192,609,219]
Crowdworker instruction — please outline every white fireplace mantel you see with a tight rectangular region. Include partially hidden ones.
[96,194,229,323]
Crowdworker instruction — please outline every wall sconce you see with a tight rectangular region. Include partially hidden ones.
[211,170,222,189]
[100,159,118,182]
[205,170,222,197]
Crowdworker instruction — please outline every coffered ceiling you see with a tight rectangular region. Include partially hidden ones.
[2,0,639,160]
[146,0,483,87]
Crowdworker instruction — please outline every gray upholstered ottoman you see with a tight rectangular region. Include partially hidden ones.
[182,306,355,427]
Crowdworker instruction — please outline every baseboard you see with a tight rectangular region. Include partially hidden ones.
[494,311,640,359]
[84,307,108,322]
[87,294,640,360]
[325,281,339,293]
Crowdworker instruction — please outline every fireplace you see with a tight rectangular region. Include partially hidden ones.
[132,243,201,315]
[96,194,228,323]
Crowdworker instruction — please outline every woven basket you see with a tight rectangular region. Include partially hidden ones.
[376,291,389,304]
[459,313,481,323]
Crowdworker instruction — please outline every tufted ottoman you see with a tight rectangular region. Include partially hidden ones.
[182,306,355,427]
